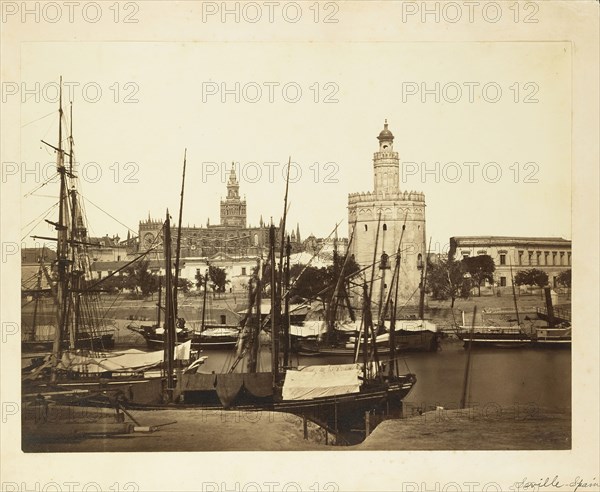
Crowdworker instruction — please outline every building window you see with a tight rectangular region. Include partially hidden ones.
[560,252,565,265]
[567,252,571,266]
[462,254,469,260]
[518,251,523,265]
[536,252,542,266]
[241,267,247,275]
[383,224,387,231]
[107,271,113,276]
[552,252,557,266]
[500,276,507,287]
[499,254,506,265]
[553,276,558,287]
[220,315,227,325]
[528,252,533,265]
[364,224,368,232]
[417,253,423,270]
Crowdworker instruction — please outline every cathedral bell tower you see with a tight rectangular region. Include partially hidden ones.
[220,164,247,227]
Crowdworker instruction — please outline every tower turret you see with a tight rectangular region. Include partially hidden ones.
[373,119,400,194]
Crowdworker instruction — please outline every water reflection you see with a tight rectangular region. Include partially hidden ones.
[197,339,571,412]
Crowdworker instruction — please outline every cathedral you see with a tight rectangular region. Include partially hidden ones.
[348,121,427,307]
[138,165,302,258]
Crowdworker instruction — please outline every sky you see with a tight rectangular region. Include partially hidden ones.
[19,41,571,253]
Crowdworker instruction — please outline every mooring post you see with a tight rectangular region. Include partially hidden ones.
[303,415,308,440]
[334,401,338,433]
[365,411,371,437]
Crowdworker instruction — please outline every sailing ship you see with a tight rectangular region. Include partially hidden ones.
[456,261,571,349]
[21,83,115,355]
[22,81,203,400]
[295,217,439,357]
[23,94,417,439]
[169,223,417,434]
[129,271,241,350]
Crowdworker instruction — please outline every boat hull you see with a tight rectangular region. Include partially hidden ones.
[23,373,417,435]
[21,334,115,353]
[134,325,239,350]
[457,332,571,349]
[296,330,439,356]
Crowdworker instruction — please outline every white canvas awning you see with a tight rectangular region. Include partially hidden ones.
[282,363,361,401]
[58,340,192,374]
[289,320,327,338]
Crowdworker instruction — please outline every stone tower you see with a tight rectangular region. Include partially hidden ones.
[348,121,426,309]
[220,164,247,227]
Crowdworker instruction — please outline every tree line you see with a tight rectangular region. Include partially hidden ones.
[427,254,571,307]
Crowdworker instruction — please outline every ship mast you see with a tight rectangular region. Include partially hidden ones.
[387,219,408,378]
[269,224,278,383]
[163,210,176,397]
[282,236,291,368]
[418,237,432,320]
[67,102,78,349]
[173,149,187,322]
[51,77,69,382]
[247,256,262,373]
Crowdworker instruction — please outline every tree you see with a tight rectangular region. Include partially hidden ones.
[556,269,571,288]
[175,277,193,294]
[427,257,467,307]
[288,254,359,307]
[125,259,158,297]
[195,269,207,290]
[208,265,229,293]
[461,255,495,297]
[514,268,549,289]
[98,274,126,294]
[289,265,330,303]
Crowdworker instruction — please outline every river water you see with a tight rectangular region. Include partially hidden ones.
[197,338,571,414]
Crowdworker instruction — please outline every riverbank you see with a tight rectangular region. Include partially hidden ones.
[359,406,571,450]
[22,405,570,452]
[22,407,330,452]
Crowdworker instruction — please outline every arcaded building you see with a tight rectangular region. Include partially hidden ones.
[348,121,427,307]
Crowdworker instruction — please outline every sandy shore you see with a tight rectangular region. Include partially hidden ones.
[22,404,570,452]
[359,406,571,450]
[23,407,332,452]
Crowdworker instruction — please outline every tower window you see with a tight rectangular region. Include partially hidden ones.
[364,224,368,232]
[383,224,387,231]
[383,145,388,149]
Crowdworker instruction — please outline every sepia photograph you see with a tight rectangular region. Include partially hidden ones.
[1,1,598,491]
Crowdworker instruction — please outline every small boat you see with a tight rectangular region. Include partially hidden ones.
[296,319,439,356]
[293,220,439,357]
[456,270,571,349]
[132,323,241,350]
